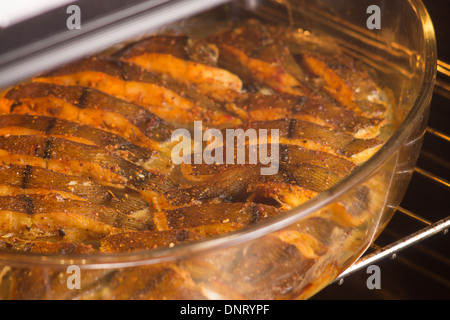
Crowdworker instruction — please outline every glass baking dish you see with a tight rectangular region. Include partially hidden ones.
[0,0,436,299]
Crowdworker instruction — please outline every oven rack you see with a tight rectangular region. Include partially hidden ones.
[334,60,450,284]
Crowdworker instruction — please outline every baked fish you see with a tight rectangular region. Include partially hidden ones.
[1,83,174,150]
[0,114,161,170]
[0,194,150,241]
[0,134,174,192]
[0,18,391,300]
[233,118,384,164]
[34,56,241,129]
[301,52,389,119]
[117,35,243,103]
[0,164,153,218]
[231,92,384,139]
[208,20,311,96]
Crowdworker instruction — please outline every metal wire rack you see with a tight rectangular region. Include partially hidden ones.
[334,60,450,284]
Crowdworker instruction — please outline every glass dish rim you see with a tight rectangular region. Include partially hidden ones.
[0,0,437,269]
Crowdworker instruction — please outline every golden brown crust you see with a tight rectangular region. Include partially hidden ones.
[0,19,390,300]
[34,56,241,129]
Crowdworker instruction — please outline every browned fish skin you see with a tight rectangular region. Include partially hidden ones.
[100,229,203,253]
[37,56,220,109]
[116,35,195,62]
[1,82,174,148]
[117,35,243,103]
[0,114,156,167]
[6,267,115,300]
[214,235,316,299]
[0,237,97,255]
[0,135,174,193]
[34,56,240,129]
[0,164,153,217]
[208,20,311,96]
[301,52,388,119]
[234,119,383,164]
[162,165,261,208]
[0,194,151,240]
[162,202,281,236]
[181,144,356,182]
[103,264,206,300]
[163,162,343,209]
[116,35,219,66]
[235,92,384,139]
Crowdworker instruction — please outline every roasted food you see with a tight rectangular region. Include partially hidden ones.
[116,35,243,103]
[0,82,174,149]
[230,92,385,139]
[0,19,391,300]
[208,20,311,96]
[33,56,241,129]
